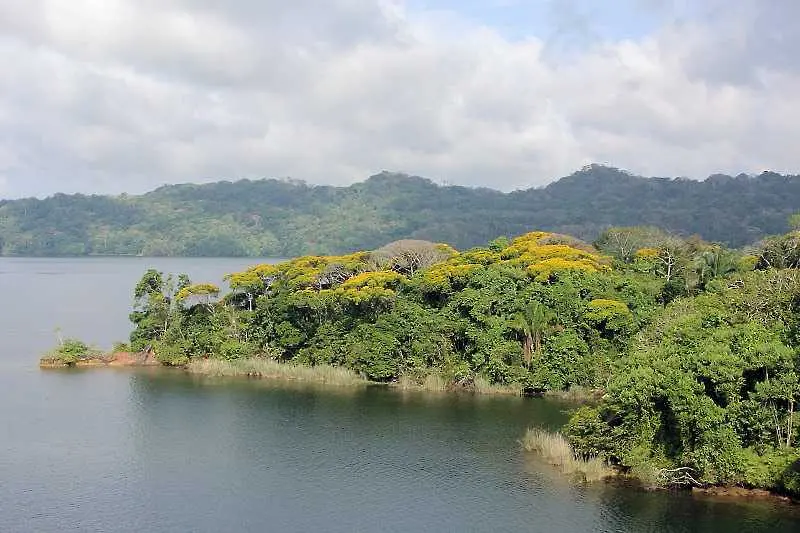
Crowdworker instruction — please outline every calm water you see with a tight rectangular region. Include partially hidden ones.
[1,258,799,532]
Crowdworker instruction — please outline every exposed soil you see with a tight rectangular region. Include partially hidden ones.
[106,351,160,366]
[692,485,798,504]
[40,351,161,368]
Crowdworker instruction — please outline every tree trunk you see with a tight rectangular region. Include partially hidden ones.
[523,335,532,367]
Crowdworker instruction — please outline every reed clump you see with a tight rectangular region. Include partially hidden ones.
[395,373,449,392]
[546,385,605,403]
[472,375,520,396]
[395,372,521,395]
[186,358,366,387]
[522,428,613,483]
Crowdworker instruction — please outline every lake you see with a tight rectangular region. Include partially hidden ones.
[1,257,799,532]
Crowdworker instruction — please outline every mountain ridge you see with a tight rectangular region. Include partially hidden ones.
[0,165,798,257]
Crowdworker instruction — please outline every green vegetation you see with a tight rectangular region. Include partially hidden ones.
[522,428,613,482]
[186,358,365,387]
[124,219,800,497]
[40,338,103,366]
[3,165,800,256]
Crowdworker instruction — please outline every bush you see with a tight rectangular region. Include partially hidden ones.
[112,341,131,352]
[218,339,257,361]
[57,339,90,364]
[741,448,800,495]
[41,338,103,365]
[345,326,401,381]
[152,339,190,366]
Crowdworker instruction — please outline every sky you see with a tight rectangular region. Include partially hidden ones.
[0,0,798,198]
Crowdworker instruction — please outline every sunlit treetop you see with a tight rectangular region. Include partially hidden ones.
[527,257,608,282]
[225,263,281,291]
[500,231,554,258]
[416,263,480,294]
[634,247,660,260]
[456,231,611,280]
[176,283,221,304]
[226,252,374,293]
[340,271,405,290]
[451,248,503,266]
[223,230,612,300]
[327,285,398,305]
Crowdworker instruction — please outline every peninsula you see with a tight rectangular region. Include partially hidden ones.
[41,223,800,498]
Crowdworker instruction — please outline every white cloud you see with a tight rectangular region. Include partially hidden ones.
[0,0,797,197]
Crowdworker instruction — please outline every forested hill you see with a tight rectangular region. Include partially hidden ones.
[1,165,798,257]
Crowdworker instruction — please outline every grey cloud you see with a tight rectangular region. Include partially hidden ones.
[0,0,798,198]
[678,0,800,87]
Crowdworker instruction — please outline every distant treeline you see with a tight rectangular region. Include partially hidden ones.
[1,164,799,257]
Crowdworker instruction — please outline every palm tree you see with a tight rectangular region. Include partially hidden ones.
[695,246,738,289]
[512,302,555,367]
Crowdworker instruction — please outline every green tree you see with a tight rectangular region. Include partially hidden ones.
[511,302,555,367]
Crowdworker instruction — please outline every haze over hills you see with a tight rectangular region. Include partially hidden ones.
[0,165,798,257]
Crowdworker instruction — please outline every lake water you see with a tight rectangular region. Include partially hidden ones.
[1,258,799,532]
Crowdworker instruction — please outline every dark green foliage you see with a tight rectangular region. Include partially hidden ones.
[124,225,800,496]
[2,166,800,256]
[565,272,800,494]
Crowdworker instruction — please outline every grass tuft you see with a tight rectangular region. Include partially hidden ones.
[522,428,613,483]
[186,358,366,387]
[395,372,521,395]
[473,375,520,396]
[546,386,605,403]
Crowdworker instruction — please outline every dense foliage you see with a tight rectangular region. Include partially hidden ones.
[3,165,800,256]
[126,222,800,495]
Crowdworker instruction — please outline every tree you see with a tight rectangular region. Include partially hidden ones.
[757,232,800,269]
[511,302,555,367]
[177,283,221,311]
[595,226,671,264]
[789,212,800,231]
[694,245,738,289]
[129,270,188,350]
[370,240,456,276]
[653,236,689,284]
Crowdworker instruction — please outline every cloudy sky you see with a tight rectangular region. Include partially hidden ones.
[0,0,797,198]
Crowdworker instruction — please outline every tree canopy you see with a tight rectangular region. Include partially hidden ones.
[125,222,800,496]
[2,166,800,256]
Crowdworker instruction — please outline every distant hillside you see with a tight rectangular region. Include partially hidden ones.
[0,165,798,256]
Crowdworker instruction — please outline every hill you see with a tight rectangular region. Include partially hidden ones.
[0,165,798,256]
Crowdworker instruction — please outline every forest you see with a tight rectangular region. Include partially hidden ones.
[2,164,800,256]
[118,221,800,496]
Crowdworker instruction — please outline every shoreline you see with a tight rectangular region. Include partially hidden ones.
[39,352,596,400]
[39,351,161,369]
[40,352,798,504]
[521,428,800,506]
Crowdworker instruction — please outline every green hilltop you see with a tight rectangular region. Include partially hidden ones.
[1,165,798,256]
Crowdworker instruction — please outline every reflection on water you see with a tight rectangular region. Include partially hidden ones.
[1,258,799,532]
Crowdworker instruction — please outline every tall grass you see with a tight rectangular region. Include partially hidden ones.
[395,372,521,395]
[188,360,525,396]
[522,428,613,483]
[395,373,448,392]
[473,375,520,396]
[187,358,366,387]
[546,386,605,403]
